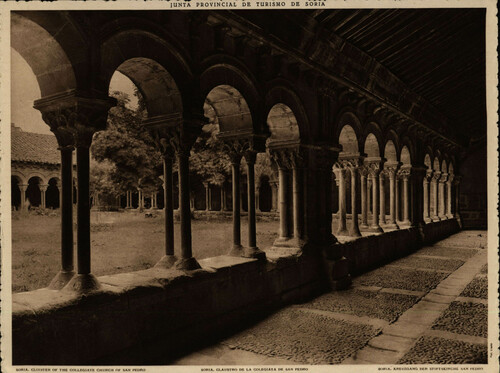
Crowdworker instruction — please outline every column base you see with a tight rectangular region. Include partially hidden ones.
[439,215,448,220]
[228,244,244,257]
[335,228,349,236]
[348,227,362,237]
[400,220,411,227]
[62,273,101,293]
[174,257,201,271]
[431,215,441,221]
[48,270,75,290]
[243,247,266,260]
[446,214,454,219]
[154,255,178,269]
[368,225,384,233]
[424,217,432,223]
[384,222,399,230]
[359,223,369,230]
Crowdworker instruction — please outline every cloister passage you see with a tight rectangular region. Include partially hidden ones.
[9,9,489,366]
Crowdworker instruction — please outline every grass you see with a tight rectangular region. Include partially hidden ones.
[11,210,279,293]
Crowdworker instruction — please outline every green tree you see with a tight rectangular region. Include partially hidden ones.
[91,90,163,195]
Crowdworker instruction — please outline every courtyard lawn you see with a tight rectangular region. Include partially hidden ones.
[11,211,279,293]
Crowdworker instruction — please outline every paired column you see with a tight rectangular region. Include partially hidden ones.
[431,172,441,221]
[292,154,305,243]
[453,176,462,226]
[333,164,348,236]
[438,173,448,219]
[346,161,361,237]
[367,162,383,233]
[398,168,411,226]
[423,170,432,222]
[256,182,261,213]
[379,174,386,225]
[204,182,210,211]
[360,168,369,229]
[385,165,399,229]
[270,181,278,212]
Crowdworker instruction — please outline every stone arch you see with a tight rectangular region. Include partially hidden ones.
[401,146,412,166]
[205,85,253,134]
[384,140,398,163]
[362,122,383,158]
[433,151,442,171]
[11,12,78,97]
[335,112,362,154]
[11,171,27,186]
[26,172,47,185]
[46,177,60,209]
[441,159,448,174]
[200,61,263,135]
[264,82,309,141]
[363,133,381,158]
[99,28,193,114]
[27,176,44,208]
[111,58,183,118]
[266,103,300,144]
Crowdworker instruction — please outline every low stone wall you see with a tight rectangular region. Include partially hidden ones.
[11,219,459,365]
[12,254,325,365]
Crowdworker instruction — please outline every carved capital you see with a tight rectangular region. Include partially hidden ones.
[397,167,412,180]
[439,173,449,183]
[447,174,454,184]
[34,91,116,149]
[365,161,382,177]
[424,169,434,182]
[244,150,258,165]
[223,138,251,164]
[340,156,363,171]
[431,171,442,182]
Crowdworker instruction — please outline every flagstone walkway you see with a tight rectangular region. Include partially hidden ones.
[173,230,488,365]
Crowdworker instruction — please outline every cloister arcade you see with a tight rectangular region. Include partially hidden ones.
[11,10,465,292]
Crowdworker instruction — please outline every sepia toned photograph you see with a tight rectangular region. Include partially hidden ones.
[1,1,498,371]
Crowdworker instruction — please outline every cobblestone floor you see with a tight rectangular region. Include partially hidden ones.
[173,230,489,365]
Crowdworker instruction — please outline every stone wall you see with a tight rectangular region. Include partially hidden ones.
[459,142,487,229]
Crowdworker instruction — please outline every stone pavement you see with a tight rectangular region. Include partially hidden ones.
[173,230,488,365]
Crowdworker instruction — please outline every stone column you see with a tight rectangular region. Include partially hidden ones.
[446,174,454,218]
[156,155,176,268]
[204,182,210,211]
[40,184,48,208]
[379,173,386,225]
[367,178,372,216]
[244,151,265,259]
[399,168,411,226]
[19,184,28,210]
[278,167,291,239]
[385,164,399,229]
[270,181,278,212]
[367,162,383,233]
[345,160,361,237]
[49,145,75,289]
[438,173,448,219]
[255,182,261,213]
[360,168,368,230]
[395,177,400,222]
[292,153,305,243]
[221,185,226,211]
[333,164,348,236]
[423,171,432,222]
[229,153,243,254]
[175,148,200,270]
[431,172,441,221]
